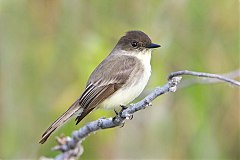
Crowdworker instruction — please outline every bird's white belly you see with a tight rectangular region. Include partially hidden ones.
[101,75,149,109]
[101,51,152,109]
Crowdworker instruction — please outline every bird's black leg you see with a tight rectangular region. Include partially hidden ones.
[120,105,127,110]
[114,108,118,116]
[112,108,118,122]
[112,108,125,127]
[112,105,133,126]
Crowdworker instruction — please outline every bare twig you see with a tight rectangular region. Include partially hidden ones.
[168,70,240,87]
[178,70,240,88]
[44,70,239,160]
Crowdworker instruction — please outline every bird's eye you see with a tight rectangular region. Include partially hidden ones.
[131,41,138,48]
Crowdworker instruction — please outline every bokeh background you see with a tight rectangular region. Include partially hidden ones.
[0,0,239,159]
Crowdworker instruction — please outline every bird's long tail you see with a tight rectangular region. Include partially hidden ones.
[39,102,80,144]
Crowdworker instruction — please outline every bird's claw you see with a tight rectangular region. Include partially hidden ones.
[146,102,152,107]
[113,105,128,118]
[126,114,133,120]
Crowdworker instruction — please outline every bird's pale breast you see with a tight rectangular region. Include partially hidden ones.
[101,50,152,109]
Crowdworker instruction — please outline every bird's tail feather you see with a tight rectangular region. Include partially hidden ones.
[39,102,79,144]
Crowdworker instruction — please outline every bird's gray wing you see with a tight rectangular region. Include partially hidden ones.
[75,55,138,124]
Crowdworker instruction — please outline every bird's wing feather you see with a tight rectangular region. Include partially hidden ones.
[75,55,138,124]
[75,83,116,124]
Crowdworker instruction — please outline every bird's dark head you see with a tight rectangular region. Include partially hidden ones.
[116,30,160,52]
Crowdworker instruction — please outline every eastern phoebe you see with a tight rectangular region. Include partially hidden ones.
[39,30,160,144]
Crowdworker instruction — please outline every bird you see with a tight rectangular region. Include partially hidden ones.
[39,30,160,144]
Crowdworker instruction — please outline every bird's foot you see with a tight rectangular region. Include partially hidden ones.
[119,105,133,120]
[113,105,127,118]
[112,105,133,127]
[120,105,127,110]
[112,113,125,127]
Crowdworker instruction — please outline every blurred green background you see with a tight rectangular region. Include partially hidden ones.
[0,0,239,159]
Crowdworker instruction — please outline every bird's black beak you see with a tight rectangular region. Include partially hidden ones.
[147,43,161,48]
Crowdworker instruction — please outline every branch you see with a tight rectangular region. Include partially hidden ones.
[43,70,239,160]
[177,70,240,88]
[169,70,240,87]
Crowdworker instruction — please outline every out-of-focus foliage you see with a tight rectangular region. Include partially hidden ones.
[0,0,238,159]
